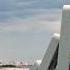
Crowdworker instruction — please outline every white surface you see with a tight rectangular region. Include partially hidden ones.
[57,5,70,70]
[63,5,70,10]
[38,33,60,70]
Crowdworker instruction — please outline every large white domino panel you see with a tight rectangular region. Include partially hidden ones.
[57,5,70,70]
[38,33,60,70]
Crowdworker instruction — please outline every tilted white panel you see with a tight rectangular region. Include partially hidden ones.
[38,33,60,70]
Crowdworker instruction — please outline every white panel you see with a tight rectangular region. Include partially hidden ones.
[57,5,70,70]
[38,33,60,70]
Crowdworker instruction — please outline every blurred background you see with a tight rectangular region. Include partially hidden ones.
[0,0,69,64]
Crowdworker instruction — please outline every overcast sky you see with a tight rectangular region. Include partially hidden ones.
[0,0,69,64]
